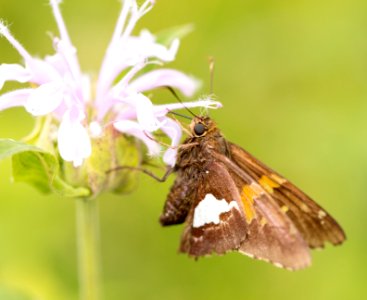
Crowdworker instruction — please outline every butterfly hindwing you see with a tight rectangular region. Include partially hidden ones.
[160,171,197,226]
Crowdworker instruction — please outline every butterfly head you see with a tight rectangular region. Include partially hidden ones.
[190,116,218,138]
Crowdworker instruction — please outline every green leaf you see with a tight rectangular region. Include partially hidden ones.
[12,151,90,197]
[156,23,194,46]
[0,138,40,160]
[0,139,90,198]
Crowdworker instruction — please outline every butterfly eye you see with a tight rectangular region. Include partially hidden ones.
[194,123,206,136]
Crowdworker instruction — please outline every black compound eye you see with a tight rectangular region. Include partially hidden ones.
[194,123,206,136]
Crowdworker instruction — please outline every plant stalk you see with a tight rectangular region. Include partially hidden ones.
[76,197,102,300]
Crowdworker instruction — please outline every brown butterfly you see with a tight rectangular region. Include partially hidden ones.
[159,115,346,270]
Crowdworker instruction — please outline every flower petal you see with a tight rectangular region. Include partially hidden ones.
[45,52,69,76]
[0,88,32,111]
[25,82,65,116]
[163,148,177,167]
[159,117,181,147]
[95,0,132,102]
[114,120,161,156]
[53,37,82,84]
[131,93,165,132]
[132,30,179,62]
[26,58,61,84]
[153,97,223,117]
[0,64,32,90]
[159,117,182,166]
[129,69,200,97]
[96,30,179,103]
[58,109,91,167]
[0,22,33,63]
[0,23,61,85]
[118,32,179,66]
[115,98,222,123]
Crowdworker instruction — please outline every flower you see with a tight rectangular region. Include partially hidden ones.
[0,0,221,168]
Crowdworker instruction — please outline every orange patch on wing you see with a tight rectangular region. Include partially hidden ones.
[259,175,280,194]
[240,183,261,222]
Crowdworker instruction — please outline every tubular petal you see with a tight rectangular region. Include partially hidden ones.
[0,89,32,111]
[58,110,92,167]
[163,148,177,167]
[134,93,165,132]
[129,69,200,97]
[53,38,81,83]
[159,117,182,146]
[0,22,33,62]
[159,117,181,166]
[96,30,181,104]
[25,82,65,116]
[0,64,32,89]
[25,58,61,84]
[153,99,222,117]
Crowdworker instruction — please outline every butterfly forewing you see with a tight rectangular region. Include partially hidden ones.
[229,143,346,248]
[211,150,312,269]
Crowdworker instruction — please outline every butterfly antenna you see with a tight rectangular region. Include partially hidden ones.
[167,110,192,120]
[163,86,198,118]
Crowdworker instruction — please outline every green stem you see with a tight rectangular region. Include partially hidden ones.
[76,198,102,300]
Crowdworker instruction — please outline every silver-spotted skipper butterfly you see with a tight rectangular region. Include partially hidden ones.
[157,114,345,270]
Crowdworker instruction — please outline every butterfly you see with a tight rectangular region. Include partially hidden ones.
[159,115,346,270]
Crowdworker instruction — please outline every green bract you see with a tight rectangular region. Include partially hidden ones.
[0,127,141,199]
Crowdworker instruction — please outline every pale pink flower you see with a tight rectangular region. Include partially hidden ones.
[0,0,221,167]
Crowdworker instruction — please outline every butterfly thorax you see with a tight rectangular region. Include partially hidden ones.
[174,116,230,172]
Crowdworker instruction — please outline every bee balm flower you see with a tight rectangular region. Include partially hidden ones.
[0,0,221,169]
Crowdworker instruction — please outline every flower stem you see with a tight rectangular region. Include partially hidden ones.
[76,198,102,300]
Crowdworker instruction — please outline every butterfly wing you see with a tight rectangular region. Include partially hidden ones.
[180,158,312,270]
[160,170,197,226]
[229,142,346,249]
[179,160,248,257]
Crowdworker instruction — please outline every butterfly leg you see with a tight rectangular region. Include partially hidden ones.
[106,166,174,182]
[143,131,176,149]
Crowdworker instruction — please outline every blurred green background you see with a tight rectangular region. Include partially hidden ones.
[1,0,366,299]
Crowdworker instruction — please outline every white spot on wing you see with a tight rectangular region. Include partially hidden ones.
[193,193,239,228]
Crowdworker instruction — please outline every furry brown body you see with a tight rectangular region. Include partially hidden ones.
[160,118,227,226]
